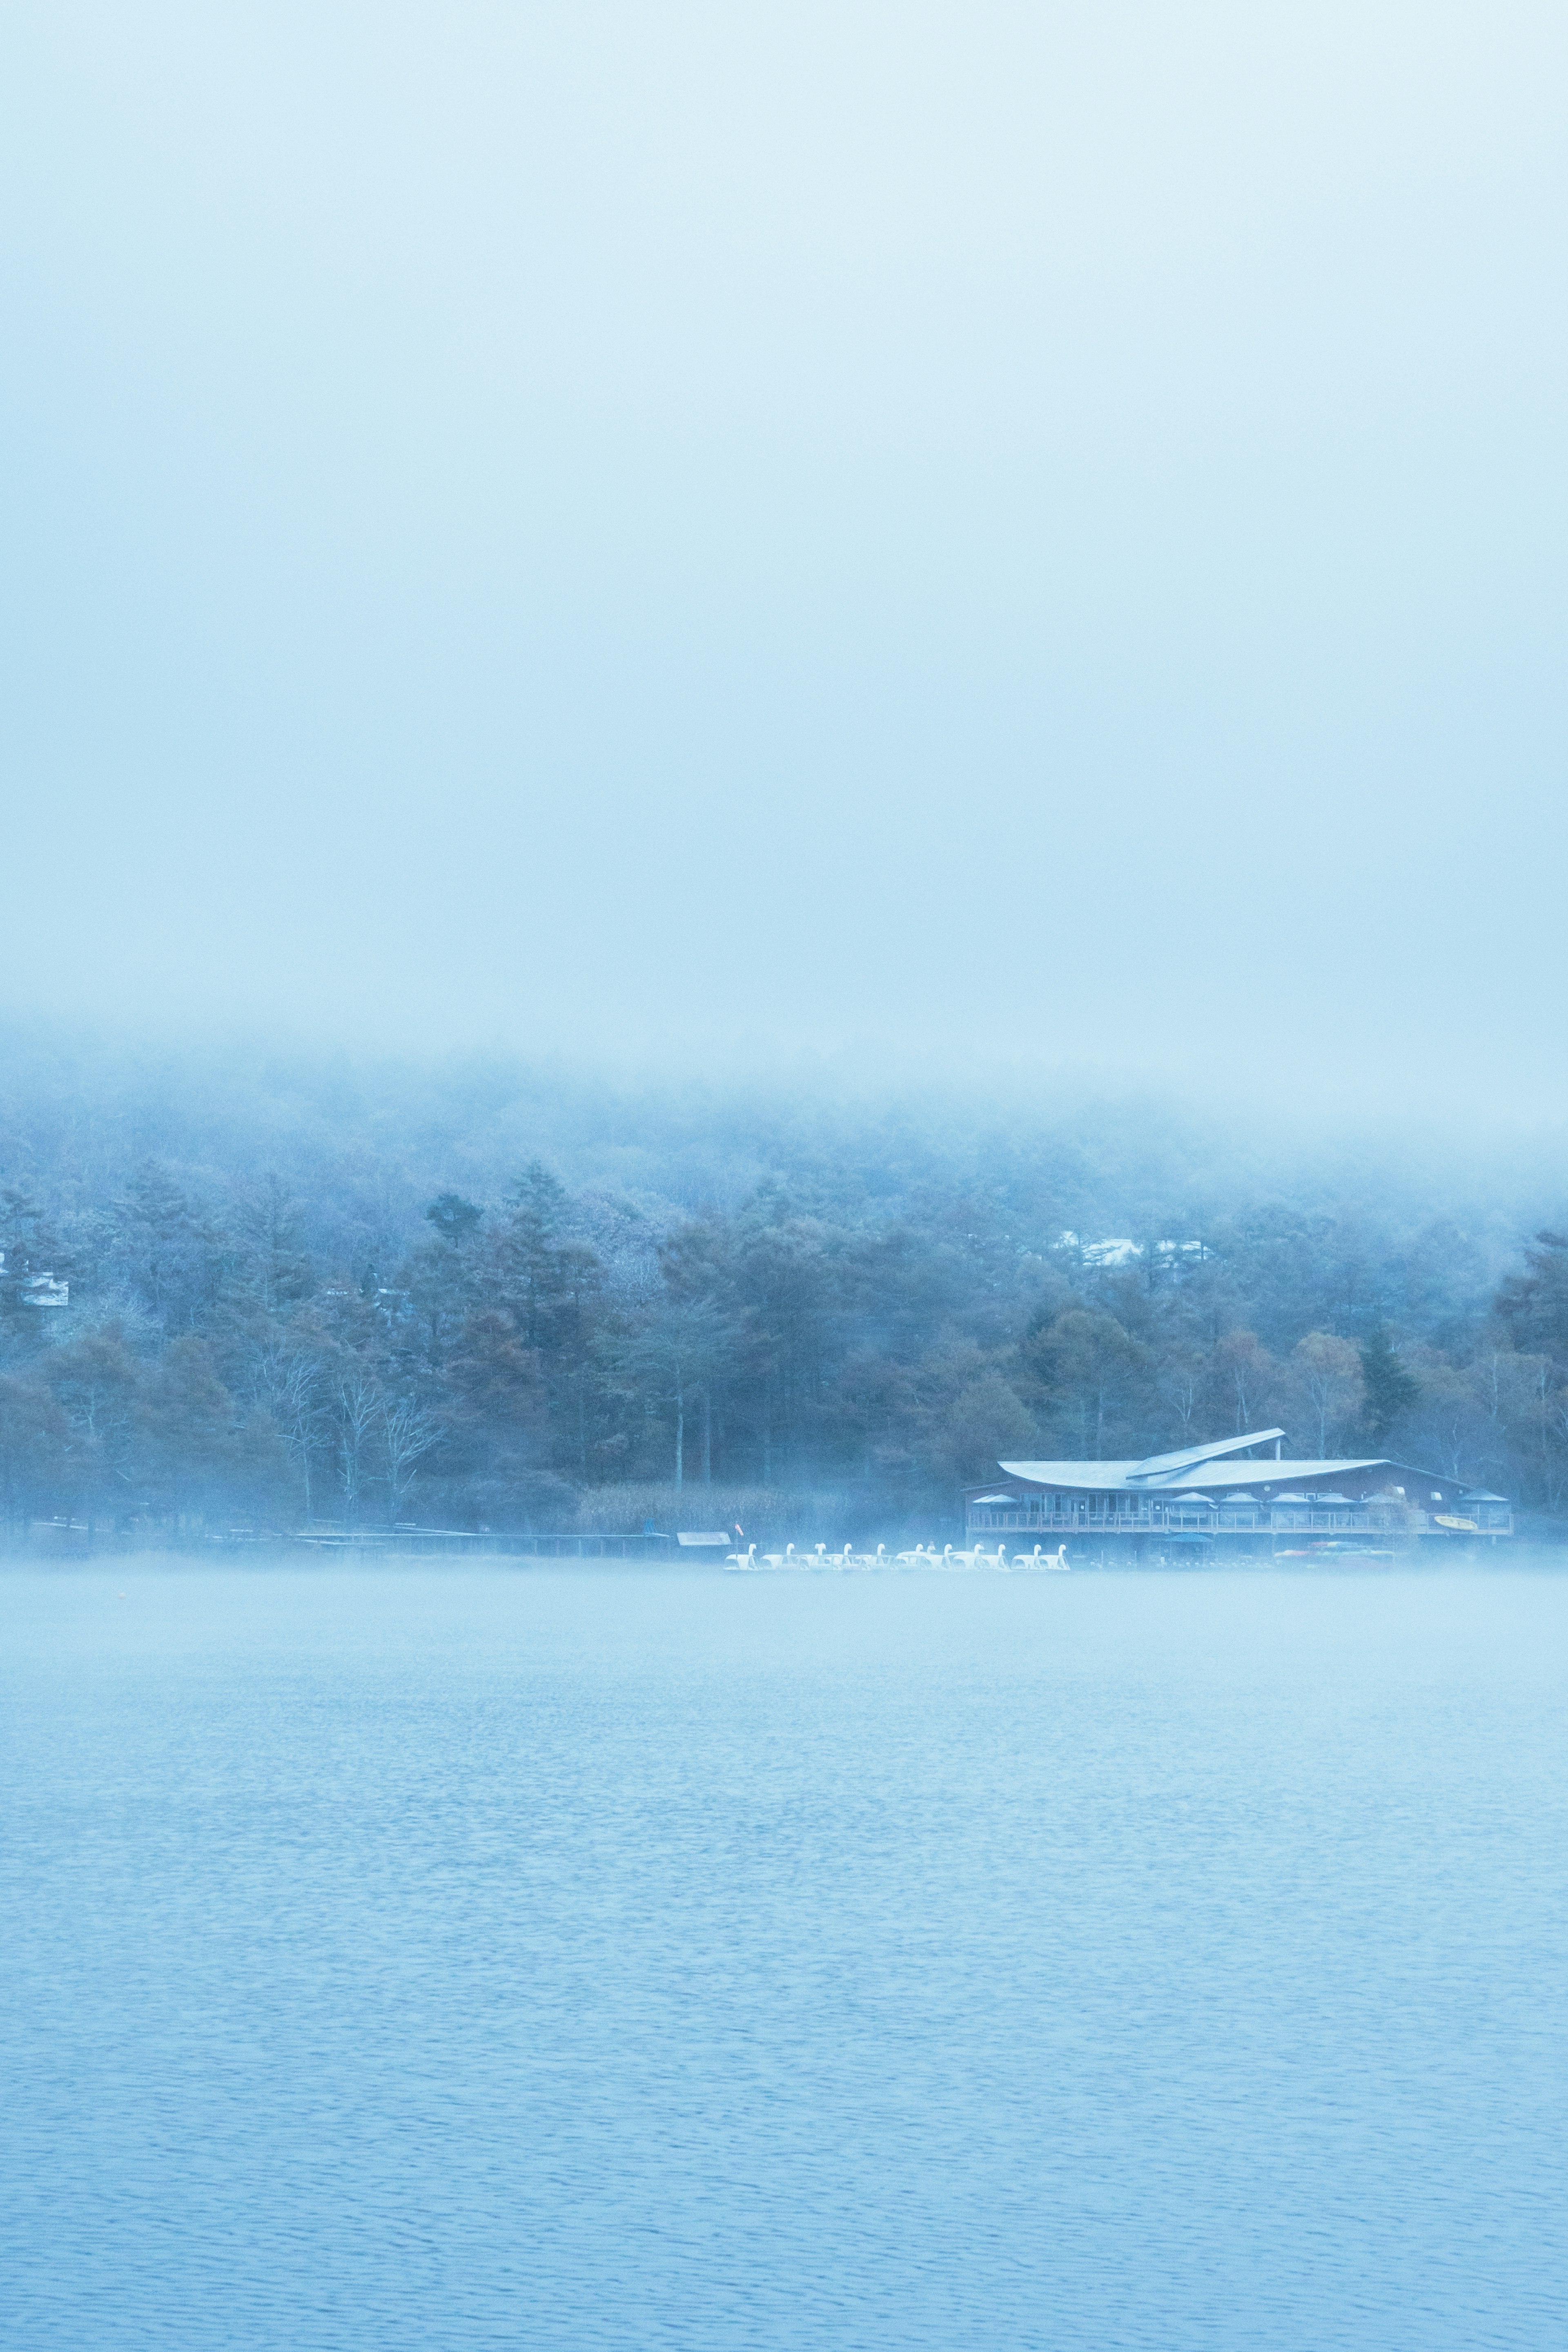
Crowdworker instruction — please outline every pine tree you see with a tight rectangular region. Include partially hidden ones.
[424,1192,482,1248]
[1359,1327,1419,1444]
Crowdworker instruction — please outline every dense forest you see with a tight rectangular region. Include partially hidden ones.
[3,1030,1568,1539]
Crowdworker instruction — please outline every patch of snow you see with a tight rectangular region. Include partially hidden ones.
[1082,1238,1140,1267]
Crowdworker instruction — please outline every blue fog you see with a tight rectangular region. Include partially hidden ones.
[4,1563,1565,2350]
[4,7,1568,1104]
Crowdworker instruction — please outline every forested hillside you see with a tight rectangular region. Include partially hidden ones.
[3,1033,1567,1535]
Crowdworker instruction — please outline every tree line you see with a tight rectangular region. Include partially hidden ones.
[3,1127,1568,1535]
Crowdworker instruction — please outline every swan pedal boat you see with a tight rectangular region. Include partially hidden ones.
[725,1541,1068,1571]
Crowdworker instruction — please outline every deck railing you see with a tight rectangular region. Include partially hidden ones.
[967,1506,1513,1537]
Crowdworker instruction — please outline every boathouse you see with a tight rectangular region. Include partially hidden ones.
[964,1428,1513,1551]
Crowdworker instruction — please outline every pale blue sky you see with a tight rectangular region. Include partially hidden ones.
[2,4,1564,1109]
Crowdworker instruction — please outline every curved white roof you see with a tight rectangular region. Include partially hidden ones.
[998,1456,1392,1494]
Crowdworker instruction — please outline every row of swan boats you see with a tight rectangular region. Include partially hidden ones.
[724,1541,1069,1572]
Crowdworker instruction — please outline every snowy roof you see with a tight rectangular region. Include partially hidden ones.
[1182,1459,1397,1490]
[996,1456,1394,1494]
[1125,1430,1286,1482]
[996,1461,1156,1492]
[1061,1236,1207,1263]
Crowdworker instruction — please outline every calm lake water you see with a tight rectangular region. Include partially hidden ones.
[3,1563,1566,2350]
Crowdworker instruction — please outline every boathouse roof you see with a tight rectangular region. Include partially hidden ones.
[994,1457,1396,1494]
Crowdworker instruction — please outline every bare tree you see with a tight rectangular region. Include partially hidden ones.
[1158,1350,1204,1443]
[1548,1387,1568,1515]
[336,1372,381,1525]
[1290,1333,1363,1455]
[251,1342,329,1520]
[630,1297,727,1491]
[382,1394,442,1522]
[1213,1330,1274,1436]
[1470,1346,1555,1490]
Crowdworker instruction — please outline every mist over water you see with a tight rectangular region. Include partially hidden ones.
[6,1561,1566,2350]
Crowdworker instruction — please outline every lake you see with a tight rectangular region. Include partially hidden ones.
[3,1562,1565,2349]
